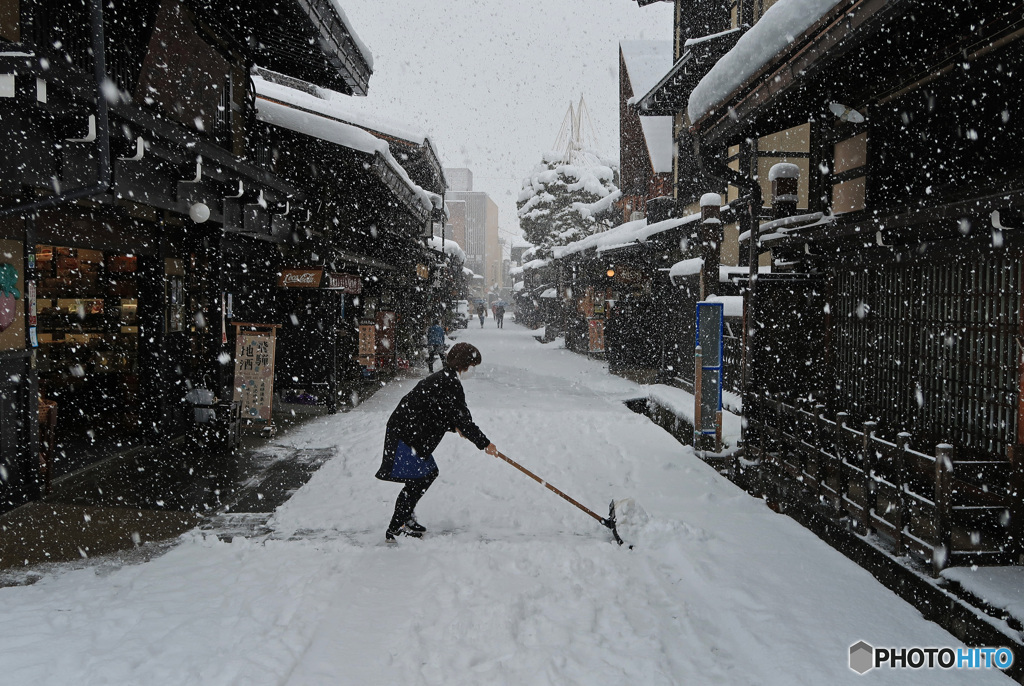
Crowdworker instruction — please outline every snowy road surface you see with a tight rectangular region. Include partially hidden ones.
[0,324,1010,685]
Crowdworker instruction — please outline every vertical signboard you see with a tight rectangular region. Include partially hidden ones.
[358,322,376,369]
[588,318,605,353]
[233,324,278,422]
[694,302,724,450]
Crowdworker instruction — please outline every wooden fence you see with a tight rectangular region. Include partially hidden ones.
[747,394,1023,574]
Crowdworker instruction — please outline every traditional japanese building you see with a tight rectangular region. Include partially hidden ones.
[0,0,413,513]
[632,0,1024,574]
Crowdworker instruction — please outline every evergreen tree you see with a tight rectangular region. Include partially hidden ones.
[516,152,622,258]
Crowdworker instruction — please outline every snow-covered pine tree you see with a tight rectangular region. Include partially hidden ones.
[516,152,622,258]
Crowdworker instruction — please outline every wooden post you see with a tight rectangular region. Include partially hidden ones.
[769,163,800,220]
[836,412,850,514]
[813,403,827,504]
[693,345,703,449]
[934,444,954,574]
[699,194,722,301]
[862,420,878,535]
[1009,445,1024,564]
[895,432,911,557]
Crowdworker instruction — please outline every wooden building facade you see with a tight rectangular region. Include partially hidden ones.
[630,0,1024,571]
[0,0,443,513]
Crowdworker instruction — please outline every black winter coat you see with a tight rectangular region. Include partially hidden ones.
[375,369,489,480]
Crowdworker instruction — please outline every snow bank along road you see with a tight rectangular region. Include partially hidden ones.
[0,324,1009,685]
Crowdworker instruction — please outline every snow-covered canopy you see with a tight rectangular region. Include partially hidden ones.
[621,41,674,174]
[540,288,558,299]
[521,258,552,272]
[554,212,701,260]
[255,88,434,213]
[688,0,843,123]
[668,257,703,280]
[426,236,466,263]
[254,74,439,162]
[513,281,525,292]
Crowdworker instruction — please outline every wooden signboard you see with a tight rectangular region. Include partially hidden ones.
[232,323,279,422]
[358,323,376,370]
[588,318,605,353]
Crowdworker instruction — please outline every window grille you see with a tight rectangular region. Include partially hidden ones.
[833,254,1021,458]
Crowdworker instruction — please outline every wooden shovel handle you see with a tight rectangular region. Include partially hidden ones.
[493,450,607,525]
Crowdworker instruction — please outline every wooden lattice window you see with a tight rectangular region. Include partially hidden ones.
[833,253,1021,458]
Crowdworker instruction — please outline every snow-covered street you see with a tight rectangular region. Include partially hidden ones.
[0,324,1009,685]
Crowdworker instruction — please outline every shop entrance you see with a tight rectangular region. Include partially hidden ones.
[35,245,143,479]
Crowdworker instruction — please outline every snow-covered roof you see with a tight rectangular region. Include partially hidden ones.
[254,74,436,157]
[554,212,701,260]
[621,41,674,98]
[521,258,552,271]
[621,41,674,175]
[255,87,433,213]
[426,236,466,263]
[325,0,374,71]
[689,0,843,123]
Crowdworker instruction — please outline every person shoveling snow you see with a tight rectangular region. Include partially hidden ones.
[375,342,500,541]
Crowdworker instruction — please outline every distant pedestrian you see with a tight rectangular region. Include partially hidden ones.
[426,321,446,373]
[375,342,499,541]
[495,303,505,328]
[478,309,485,328]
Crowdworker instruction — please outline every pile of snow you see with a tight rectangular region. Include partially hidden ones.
[689,0,845,123]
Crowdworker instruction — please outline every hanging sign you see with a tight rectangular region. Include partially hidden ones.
[232,323,279,422]
[588,318,605,353]
[326,272,362,293]
[358,322,376,369]
[278,268,323,288]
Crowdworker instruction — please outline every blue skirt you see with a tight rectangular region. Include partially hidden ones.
[376,432,439,482]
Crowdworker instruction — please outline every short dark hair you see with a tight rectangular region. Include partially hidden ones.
[446,342,481,372]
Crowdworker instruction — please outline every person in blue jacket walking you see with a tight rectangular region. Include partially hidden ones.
[375,342,499,540]
[425,321,446,372]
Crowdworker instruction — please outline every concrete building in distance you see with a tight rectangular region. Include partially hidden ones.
[443,168,502,292]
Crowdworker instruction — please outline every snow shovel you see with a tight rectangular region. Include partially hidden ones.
[492,450,626,546]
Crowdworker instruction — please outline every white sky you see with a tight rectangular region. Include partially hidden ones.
[339,1,674,245]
